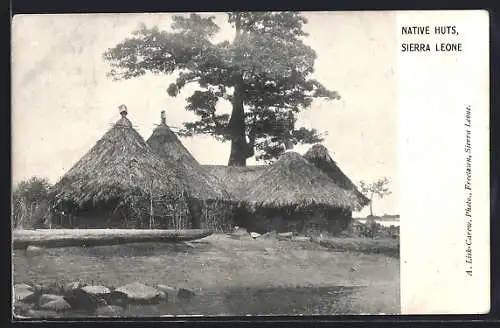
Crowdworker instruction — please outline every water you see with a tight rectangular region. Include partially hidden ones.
[13,237,399,317]
[356,220,400,227]
[41,285,360,317]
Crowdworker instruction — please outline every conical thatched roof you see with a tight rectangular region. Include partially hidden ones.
[54,112,188,208]
[236,152,361,210]
[303,144,370,208]
[146,112,230,201]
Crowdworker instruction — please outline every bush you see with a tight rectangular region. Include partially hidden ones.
[339,219,399,239]
[313,236,399,258]
[12,177,53,229]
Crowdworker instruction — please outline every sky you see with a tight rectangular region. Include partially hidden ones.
[12,12,398,216]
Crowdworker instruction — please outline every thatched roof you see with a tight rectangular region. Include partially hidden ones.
[303,144,370,208]
[54,113,188,209]
[201,165,266,199]
[146,113,230,201]
[235,152,361,210]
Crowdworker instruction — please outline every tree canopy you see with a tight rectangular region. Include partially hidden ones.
[359,177,392,217]
[13,176,52,205]
[12,177,53,229]
[103,12,340,165]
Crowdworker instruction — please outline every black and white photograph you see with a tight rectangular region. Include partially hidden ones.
[11,10,489,319]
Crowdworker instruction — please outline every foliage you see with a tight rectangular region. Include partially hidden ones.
[12,177,53,229]
[314,235,399,258]
[103,12,340,164]
[359,177,392,216]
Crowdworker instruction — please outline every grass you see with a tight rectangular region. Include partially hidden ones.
[13,233,399,316]
[311,236,399,258]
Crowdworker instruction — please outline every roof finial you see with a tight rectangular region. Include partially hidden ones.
[119,104,128,117]
[160,110,166,125]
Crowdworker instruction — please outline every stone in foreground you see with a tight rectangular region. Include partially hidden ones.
[82,285,111,296]
[261,231,277,239]
[14,283,33,291]
[26,245,45,254]
[115,282,162,303]
[250,232,261,239]
[106,290,129,306]
[177,287,195,299]
[39,298,72,312]
[157,284,177,297]
[64,280,87,293]
[277,232,293,238]
[64,288,107,311]
[292,236,312,242]
[39,294,65,305]
[14,284,35,303]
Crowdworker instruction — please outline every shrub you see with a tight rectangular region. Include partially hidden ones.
[12,177,53,229]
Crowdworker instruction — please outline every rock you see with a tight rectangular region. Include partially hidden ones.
[233,227,248,235]
[177,287,195,299]
[39,294,65,305]
[14,284,36,303]
[157,284,177,297]
[26,245,44,254]
[277,232,293,239]
[250,232,261,239]
[95,305,124,317]
[115,282,162,303]
[157,291,168,302]
[15,283,33,291]
[33,284,44,293]
[292,236,312,242]
[105,291,129,306]
[39,298,71,312]
[261,231,277,239]
[82,285,110,296]
[64,288,107,311]
[64,280,86,293]
[25,309,60,318]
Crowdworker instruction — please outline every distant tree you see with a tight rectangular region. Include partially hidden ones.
[359,177,391,217]
[12,177,53,229]
[103,12,340,166]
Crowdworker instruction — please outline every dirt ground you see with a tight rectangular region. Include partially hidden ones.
[13,233,400,315]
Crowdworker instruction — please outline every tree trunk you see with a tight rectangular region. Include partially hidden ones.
[227,13,253,167]
[369,194,374,216]
[228,82,251,166]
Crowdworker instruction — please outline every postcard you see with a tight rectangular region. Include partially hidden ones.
[11,10,490,318]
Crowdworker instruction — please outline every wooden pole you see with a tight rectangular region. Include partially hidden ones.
[28,202,34,228]
[149,187,153,229]
[47,206,52,229]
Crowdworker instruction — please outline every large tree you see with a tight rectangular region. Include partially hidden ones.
[103,12,340,166]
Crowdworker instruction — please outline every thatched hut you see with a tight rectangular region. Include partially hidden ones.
[52,106,195,229]
[146,111,235,231]
[201,165,266,200]
[234,152,362,235]
[303,144,370,210]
